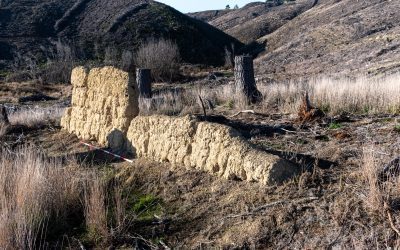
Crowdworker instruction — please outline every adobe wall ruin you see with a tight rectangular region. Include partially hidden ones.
[61,66,139,149]
[126,115,301,185]
[62,66,300,185]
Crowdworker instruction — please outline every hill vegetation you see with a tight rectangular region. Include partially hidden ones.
[253,0,400,79]
[191,0,315,44]
[0,0,242,74]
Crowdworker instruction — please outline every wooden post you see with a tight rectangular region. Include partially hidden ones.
[0,105,9,125]
[136,68,152,98]
[234,55,262,103]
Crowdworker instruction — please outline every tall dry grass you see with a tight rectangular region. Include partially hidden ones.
[0,123,8,138]
[139,73,400,116]
[7,106,65,128]
[260,74,400,114]
[135,38,181,82]
[84,175,109,242]
[0,145,135,248]
[360,146,400,214]
[0,146,82,249]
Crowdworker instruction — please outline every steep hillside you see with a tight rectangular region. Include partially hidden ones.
[188,9,232,23]
[204,1,315,44]
[0,0,242,70]
[255,0,400,79]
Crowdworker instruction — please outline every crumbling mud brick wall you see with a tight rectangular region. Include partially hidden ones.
[61,66,139,148]
[126,115,301,185]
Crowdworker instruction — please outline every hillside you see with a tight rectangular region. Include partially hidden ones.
[192,1,315,44]
[188,9,232,23]
[0,0,242,70]
[255,0,400,79]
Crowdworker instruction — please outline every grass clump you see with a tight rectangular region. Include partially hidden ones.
[394,124,400,133]
[0,145,163,249]
[328,122,342,130]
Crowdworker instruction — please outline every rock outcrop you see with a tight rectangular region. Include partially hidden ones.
[61,66,139,148]
[126,115,300,185]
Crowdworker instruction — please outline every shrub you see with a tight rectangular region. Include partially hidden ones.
[135,38,181,82]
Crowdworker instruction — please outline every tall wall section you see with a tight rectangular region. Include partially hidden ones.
[61,66,139,149]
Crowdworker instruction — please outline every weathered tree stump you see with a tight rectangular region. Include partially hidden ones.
[136,68,152,98]
[0,105,9,125]
[234,55,262,103]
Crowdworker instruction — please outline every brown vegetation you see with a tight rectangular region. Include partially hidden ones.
[135,38,181,82]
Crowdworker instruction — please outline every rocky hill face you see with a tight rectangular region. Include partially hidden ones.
[254,0,400,79]
[0,0,242,70]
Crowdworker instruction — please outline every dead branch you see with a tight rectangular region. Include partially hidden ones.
[230,110,255,118]
[384,202,400,237]
[226,196,319,218]
[159,240,171,250]
[198,95,207,118]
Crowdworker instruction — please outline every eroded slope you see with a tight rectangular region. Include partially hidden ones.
[255,0,400,79]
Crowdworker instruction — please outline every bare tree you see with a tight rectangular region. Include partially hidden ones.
[135,38,181,82]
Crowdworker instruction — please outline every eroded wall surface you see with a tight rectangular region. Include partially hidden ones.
[62,67,300,185]
[61,66,139,148]
[126,115,300,185]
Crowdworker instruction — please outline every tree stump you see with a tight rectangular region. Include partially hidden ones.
[234,55,262,103]
[136,68,152,98]
[0,105,9,125]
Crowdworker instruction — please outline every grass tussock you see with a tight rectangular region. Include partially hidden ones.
[0,146,154,248]
[7,106,65,128]
[360,146,400,215]
[0,146,82,249]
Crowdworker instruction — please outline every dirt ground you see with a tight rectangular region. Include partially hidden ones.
[2,92,400,248]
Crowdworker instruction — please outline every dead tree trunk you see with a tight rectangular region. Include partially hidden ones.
[136,68,152,98]
[0,105,9,125]
[234,55,262,103]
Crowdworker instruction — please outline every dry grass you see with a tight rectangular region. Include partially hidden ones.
[260,74,400,114]
[360,146,400,215]
[138,84,248,115]
[0,146,82,249]
[360,146,386,213]
[0,123,8,138]
[139,73,400,116]
[84,175,109,242]
[7,106,65,128]
[135,38,181,82]
[0,145,136,248]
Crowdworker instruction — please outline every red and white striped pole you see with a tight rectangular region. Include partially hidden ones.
[79,141,134,163]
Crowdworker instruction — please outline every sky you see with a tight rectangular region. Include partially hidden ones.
[156,0,257,13]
